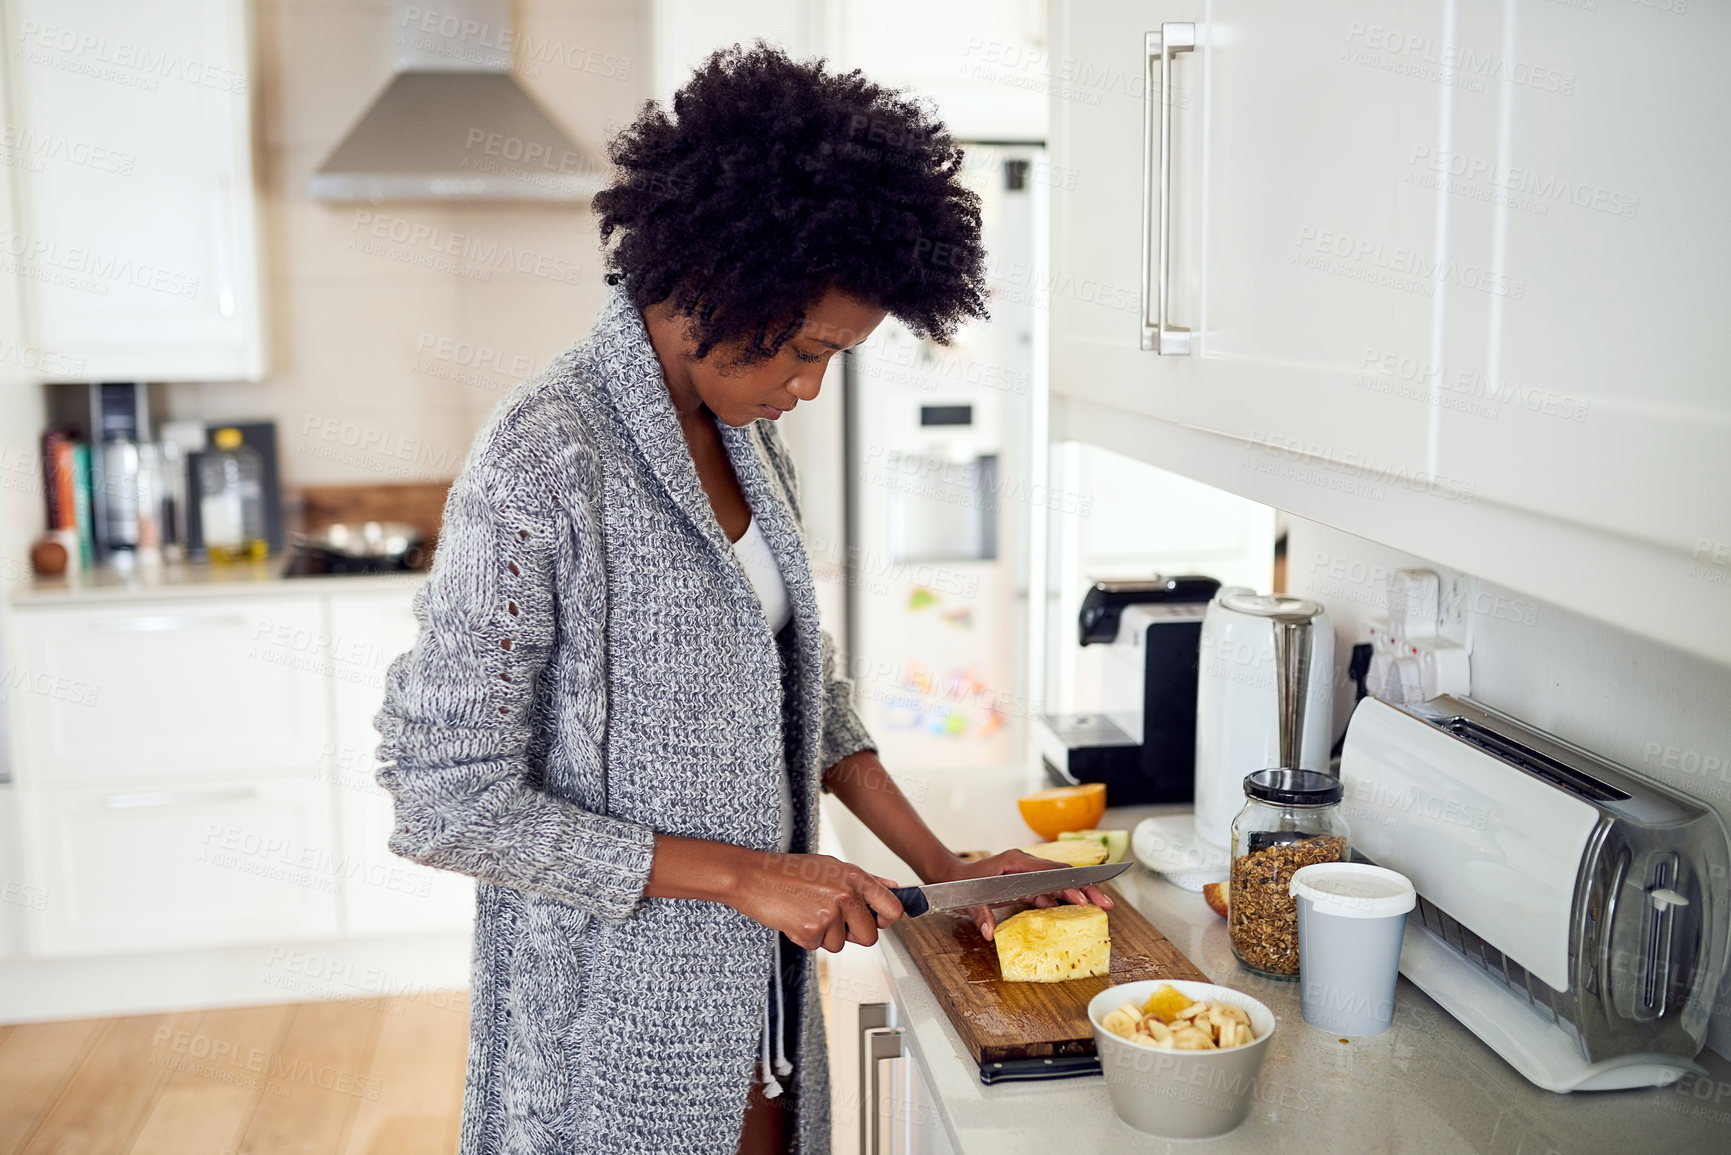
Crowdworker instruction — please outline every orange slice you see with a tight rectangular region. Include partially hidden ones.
[1017,784,1107,841]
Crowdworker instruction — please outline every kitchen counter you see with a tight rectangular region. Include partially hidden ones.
[823,765,1731,1155]
[7,554,426,607]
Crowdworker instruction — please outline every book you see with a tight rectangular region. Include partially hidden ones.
[54,438,77,538]
[40,427,66,530]
[71,442,95,569]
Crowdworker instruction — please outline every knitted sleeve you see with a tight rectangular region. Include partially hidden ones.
[818,627,876,773]
[373,451,654,921]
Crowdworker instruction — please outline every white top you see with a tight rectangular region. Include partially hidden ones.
[732,515,792,634]
[731,515,794,856]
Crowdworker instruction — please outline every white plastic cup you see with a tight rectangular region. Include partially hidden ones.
[1289,863,1417,1036]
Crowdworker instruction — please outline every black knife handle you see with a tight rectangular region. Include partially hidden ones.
[891,886,929,917]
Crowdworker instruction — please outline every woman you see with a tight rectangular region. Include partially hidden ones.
[375,44,1111,1155]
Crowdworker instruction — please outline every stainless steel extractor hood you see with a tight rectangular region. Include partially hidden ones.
[312,0,604,202]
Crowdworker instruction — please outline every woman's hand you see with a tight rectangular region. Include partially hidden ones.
[928,848,1117,942]
[647,835,904,950]
[734,851,906,952]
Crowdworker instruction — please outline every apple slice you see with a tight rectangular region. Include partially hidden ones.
[1202,879,1229,919]
[1057,828,1131,864]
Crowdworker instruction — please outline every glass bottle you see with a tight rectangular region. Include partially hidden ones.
[100,436,141,554]
[1228,768,1350,979]
[134,442,163,566]
[199,427,268,563]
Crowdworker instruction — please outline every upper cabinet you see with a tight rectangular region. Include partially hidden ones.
[2,0,265,381]
[1432,1,1731,559]
[1053,0,1447,481]
[1048,0,1731,664]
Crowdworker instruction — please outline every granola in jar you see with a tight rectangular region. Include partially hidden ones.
[1227,769,1350,978]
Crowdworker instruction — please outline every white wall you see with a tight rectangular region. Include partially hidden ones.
[1048,442,1275,717]
[1286,513,1731,1059]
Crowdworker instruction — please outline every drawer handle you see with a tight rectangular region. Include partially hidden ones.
[103,787,258,809]
[87,613,252,633]
[859,1003,905,1155]
[1142,23,1194,355]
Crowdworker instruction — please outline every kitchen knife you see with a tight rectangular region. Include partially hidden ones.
[889,861,1130,917]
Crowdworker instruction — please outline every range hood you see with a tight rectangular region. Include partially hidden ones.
[312,0,604,202]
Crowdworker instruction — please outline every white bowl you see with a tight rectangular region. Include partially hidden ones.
[1087,979,1277,1139]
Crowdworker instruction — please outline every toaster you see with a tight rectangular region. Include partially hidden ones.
[1340,694,1731,1092]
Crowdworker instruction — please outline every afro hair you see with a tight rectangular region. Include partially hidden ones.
[593,42,989,363]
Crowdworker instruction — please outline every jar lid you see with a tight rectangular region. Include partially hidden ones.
[1242,768,1343,806]
[1290,863,1416,918]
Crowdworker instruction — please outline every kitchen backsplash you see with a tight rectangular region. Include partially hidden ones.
[1287,514,1731,1061]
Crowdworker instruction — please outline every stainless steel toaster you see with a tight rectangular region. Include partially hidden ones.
[1340,694,1731,1092]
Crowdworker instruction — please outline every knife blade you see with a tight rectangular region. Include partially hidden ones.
[889,861,1130,917]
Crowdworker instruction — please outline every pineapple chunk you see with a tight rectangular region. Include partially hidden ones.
[1141,983,1194,1024]
[994,904,1111,983]
[1019,840,1109,867]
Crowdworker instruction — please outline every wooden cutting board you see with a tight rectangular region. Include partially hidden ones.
[891,884,1207,1077]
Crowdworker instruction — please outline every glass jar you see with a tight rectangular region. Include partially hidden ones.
[1228,768,1349,978]
[199,427,268,563]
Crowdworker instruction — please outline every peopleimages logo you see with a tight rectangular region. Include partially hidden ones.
[1245,429,1477,503]
[1342,22,1576,95]
[1293,226,1527,300]
[1356,347,1590,424]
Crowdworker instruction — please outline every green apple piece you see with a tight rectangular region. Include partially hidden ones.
[1069,828,1129,864]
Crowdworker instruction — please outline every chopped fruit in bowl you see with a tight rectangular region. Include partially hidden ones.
[1101,983,1259,1051]
[1019,839,1109,867]
[1203,879,1229,918]
[1017,783,1106,840]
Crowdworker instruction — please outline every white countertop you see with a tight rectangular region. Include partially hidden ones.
[822,765,1731,1155]
[7,554,425,607]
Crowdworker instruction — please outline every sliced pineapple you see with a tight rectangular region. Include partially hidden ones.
[1019,840,1109,867]
[994,904,1111,983]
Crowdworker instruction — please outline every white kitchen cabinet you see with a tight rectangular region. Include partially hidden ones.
[19,772,339,955]
[1047,0,1188,423]
[1,0,265,381]
[327,585,473,937]
[1046,0,1731,664]
[1051,0,1446,481]
[1431,2,1731,557]
[6,596,331,784]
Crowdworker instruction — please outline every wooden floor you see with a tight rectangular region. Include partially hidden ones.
[0,994,470,1155]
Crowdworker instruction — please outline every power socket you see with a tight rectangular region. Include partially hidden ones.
[1363,567,1472,703]
[1437,571,1471,647]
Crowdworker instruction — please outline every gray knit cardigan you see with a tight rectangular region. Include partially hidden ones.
[373,285,876,1155]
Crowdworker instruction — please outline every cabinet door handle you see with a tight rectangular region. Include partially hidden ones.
[864,1023,906,1155]
[103,786,259,809]
[86,612,251,633]
[1142,23,1195,355]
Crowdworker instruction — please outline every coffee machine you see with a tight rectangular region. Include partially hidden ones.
[1034,576,1220,805]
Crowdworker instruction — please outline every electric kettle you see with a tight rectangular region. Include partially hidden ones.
[1192,588,1335,848]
